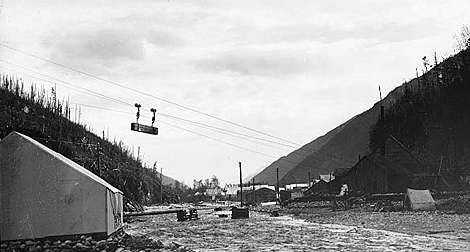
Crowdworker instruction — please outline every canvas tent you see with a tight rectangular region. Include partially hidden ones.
[0,132,123,241]
[405,188,436,211]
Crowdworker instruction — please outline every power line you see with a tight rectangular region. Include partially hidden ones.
[68,103,352,173]
[0,60,133,107]
[0,42,301,146]
[70,102,295,152]
[0,62,300,149]
[158,120,279,159]
[0,64,356,175]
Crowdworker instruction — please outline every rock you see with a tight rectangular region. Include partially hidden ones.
[115,248,125,252]
[25,240,35,246]
[96,240,107,248]
[75,242,90,250]
[177,246,190,252]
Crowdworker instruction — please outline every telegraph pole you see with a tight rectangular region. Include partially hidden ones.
[276,167,280,203]
[239,162,243,207]
[96,143,101,176]
[160,167,163,204]
[308,171,311,188]
[252,177,256,204]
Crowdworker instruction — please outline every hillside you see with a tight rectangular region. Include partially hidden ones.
[0,74,184,204]
[252,121,346,185]
[369,47,470,187]
[254,78,406,186]
[280,48,470,186]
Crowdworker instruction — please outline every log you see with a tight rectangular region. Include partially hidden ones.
[124,209,185,217]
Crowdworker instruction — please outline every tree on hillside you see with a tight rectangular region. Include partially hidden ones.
[455,25,470,52]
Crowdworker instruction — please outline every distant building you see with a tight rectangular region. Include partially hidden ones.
[285,183,309,190]
[205,187,223,201]
[243,188,277,204]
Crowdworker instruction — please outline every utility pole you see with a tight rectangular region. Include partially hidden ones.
[239,162,243,207]
[252,178,256,204]
[308,171,311,188]
[96,143,101,177]
[276,167,280,203]
[160,167,163,204]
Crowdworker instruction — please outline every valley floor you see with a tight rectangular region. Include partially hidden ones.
[279,206,470,242]
[125,205,470,251]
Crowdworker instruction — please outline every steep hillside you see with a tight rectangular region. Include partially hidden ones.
[281,48,470,186]
[369,48,470,179]
[0,74,184,204]
[252,121,346,185]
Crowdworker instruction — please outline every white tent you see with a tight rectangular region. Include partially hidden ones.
[0,132,123,241]
[405,188,436,211]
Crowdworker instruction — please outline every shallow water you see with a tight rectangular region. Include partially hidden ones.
[127,210,470,251]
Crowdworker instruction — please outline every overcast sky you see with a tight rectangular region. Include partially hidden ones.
[1,0,469,186]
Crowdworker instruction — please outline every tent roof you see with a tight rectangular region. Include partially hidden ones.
[2,132,122,194]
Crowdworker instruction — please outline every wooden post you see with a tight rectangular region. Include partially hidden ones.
[239,162,243,207]
[160,167,163,204]
[252,178,256,204]
[276,167,280,203]
[308,171,311,188]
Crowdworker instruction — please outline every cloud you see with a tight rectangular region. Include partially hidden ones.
[194,49,327,77]
[44,28,145,62]
[145,29,185,48]
[252,18,444,46]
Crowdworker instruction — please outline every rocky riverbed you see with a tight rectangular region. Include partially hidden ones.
[0,229,192,252]
[126,208,470,251]
[3,203,470,251]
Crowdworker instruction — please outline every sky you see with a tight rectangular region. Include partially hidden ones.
[1,0,469,186]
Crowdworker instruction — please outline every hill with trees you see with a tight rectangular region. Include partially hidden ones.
[0,75,186,205]
[254,26,470,187]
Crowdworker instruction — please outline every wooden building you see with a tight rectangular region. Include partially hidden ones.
[337,135,427,194]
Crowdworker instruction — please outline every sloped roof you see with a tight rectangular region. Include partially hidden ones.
[343,135,425,177]
[2,132,122,194]
[319,174,335,182]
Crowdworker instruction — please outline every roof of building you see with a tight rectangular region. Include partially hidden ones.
[319,174,335,182]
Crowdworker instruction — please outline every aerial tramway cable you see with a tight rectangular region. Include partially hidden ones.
[0,42,301,146]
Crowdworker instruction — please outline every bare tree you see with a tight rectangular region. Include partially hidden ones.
[454,25,470,52]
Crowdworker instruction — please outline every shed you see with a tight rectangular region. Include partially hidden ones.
[0,132,123,241]
[243,187,276,204]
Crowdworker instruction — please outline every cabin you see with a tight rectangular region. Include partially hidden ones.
[337,135,426,194]
[0,132,123,241]
[243,188,277,204]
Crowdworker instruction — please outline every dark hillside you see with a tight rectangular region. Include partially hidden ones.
[369,48,470,184]
[0,74,184,205]
[284,47,470,188]
[278,50,470,186]
[252,121,345,185]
